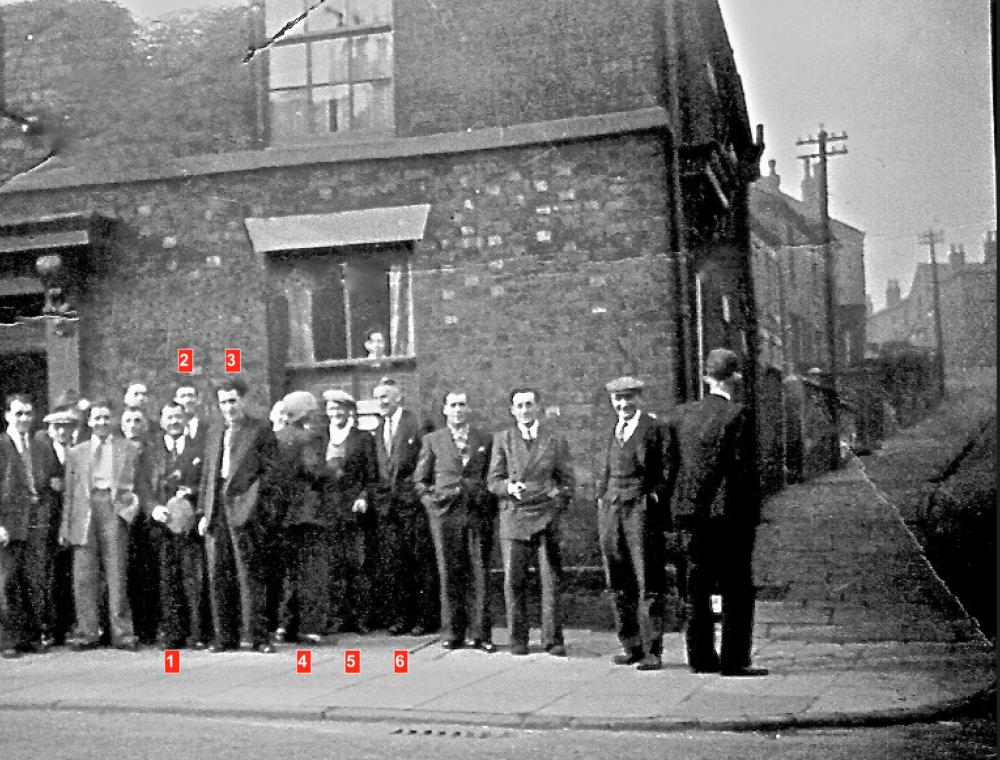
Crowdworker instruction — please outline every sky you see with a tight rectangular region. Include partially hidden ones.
[2,0,995,309]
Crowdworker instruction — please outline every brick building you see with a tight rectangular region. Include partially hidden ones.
[0,0,762,562]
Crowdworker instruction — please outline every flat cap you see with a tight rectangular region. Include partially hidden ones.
[43,410,78,424]
[605,375,644,393]
[322,388,356,408]
[280,390,318,423]
[704,348,741,380]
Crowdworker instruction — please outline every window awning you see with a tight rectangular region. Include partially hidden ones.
[244,204,431,254]
[0,229,91,255]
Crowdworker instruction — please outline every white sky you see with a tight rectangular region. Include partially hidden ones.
[3,0,995,308]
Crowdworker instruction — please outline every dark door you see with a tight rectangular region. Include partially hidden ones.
[0,352,49,423]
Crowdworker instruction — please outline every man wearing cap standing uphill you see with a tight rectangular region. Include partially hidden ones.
[670,348,767,677]
[597,376,677,671]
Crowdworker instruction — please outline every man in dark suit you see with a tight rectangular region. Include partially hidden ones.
[147,402,207,649]
[488,388,575,656]
[320,389,378,634]
[372,378,437,636]
[0,394,50,657]
[59,397,142,650]
[34,407,77,647]
[414,390,496,652]
[670,348,766,677]
[174,384,205,450]
[597,376,677,671]
[122,406,159,644]
[197,377,278,653]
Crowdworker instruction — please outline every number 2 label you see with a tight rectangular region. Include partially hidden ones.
[177,348,193,374]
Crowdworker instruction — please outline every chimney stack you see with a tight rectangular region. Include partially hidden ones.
[758,159,781,193]
[984,230,997,266]
[800,157,821,215]
[948,243,966,270]
[886,279,901,308]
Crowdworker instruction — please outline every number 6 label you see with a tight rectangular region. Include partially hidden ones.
[393,650,408,674]
[224,348,241,373]
[345,650,360,674]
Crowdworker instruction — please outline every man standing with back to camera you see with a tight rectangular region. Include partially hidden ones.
[670,348,767,677]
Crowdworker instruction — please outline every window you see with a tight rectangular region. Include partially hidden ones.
[271,243,414,364]
[266,0,394,143]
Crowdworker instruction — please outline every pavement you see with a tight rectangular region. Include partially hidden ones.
[0,395,994,733]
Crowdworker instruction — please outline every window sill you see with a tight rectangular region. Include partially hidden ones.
[285,355,416,371]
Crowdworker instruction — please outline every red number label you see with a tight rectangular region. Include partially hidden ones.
[296,649,311,674]
[345,649,360,674]
[164,649,180,674]
[393,650,408,674]
[177,348,193,374]
[224,349,241,373]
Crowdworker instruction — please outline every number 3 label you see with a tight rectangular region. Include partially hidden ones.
[224,348,241,373]
[345,650,360,674]
[177,349,193,374]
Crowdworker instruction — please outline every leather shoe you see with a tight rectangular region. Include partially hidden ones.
[208,642,239,653]
[70,638,101,651]
[441,639,464,650]
[252,642,276,654]
[510,643,529,656]
[636,654,663,671]
[273,627,289,643]
[192,641,208,651]
[468,640,497,653]
[114,638,139,651]
[409,625,428,636]
[545,644,567,657]
[721,666,769,677]
[387,622,406,636]
[611,648,644,666]
[1,648,22,659]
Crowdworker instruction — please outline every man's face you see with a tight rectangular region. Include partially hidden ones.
[160,406,186,437]
[326,401,350,428]
[217,389,245,425]
[121,409,146,440]
[49,423,73,446]
[510,392,538,426]
[443,393,468,427]
[5,400,34,435]
[373,386,399,417]
[364,331,387,359]
[89,406,112,438]
[123,384,148,409]
[610,391,639,419]
[174,387,198,415]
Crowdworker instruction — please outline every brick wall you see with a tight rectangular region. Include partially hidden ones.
[1,131,675,563]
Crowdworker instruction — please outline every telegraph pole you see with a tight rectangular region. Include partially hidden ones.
[918,228,947,398]
[797,125,847,468]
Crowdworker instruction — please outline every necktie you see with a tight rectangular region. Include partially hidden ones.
[92,438,109,489]
[21,434,36,494]
[615,420,627,445]
[383,418,393,456]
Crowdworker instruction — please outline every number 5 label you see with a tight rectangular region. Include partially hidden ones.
[345,650,360,674]
[177,348,193,374]
[224,348,241,373]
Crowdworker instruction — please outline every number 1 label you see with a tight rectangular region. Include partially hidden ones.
[164,649,180,674]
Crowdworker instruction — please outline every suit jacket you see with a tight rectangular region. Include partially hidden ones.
[60,435,141,546]
[374,408,422,501]
[487,424,575,541]
[275,425,326,527]
[414,426,495,520]
[317,425,378,524]
[0,431,50,542]
[669,393,756,527]
[597,412,678,531]
[33,430,67,539]
[146,435,204,517]
[198,415,278,531]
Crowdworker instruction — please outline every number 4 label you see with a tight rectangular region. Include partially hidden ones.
[164,649,180,674]
[393,650,408,674]
[345,650,360,674]
[225,348,241,373]
[177,348,193,374]
[296,650,311,674]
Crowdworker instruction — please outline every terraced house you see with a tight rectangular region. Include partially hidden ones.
[0,0,762,561]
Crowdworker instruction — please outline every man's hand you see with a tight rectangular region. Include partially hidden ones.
[151,505,170,523]
[50,476,63,493]
[197,516,209,537]
[351,498,368,514]
[175,487,192,499]
[507,481,526,500]
[0,526,9,547]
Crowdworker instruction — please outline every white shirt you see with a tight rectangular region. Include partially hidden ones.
[382,407,403,452]
[164,434,186,456]
[52,440,66,466]
[517,420,539,441]
[186,417,200,440]
[327,419,354,459]
[615,410,642,443]
[6,428,26,455]
[91,435,113,489]
[220,426,233,479]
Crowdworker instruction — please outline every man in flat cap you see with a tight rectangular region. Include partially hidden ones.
[669,348,766,676]
[273,391,329,643]
[597,376,677,670]
[319,389,379,634]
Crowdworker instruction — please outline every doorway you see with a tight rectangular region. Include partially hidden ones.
[0,352,49,421]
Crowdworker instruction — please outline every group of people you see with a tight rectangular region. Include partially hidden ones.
[0,347,765,676]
